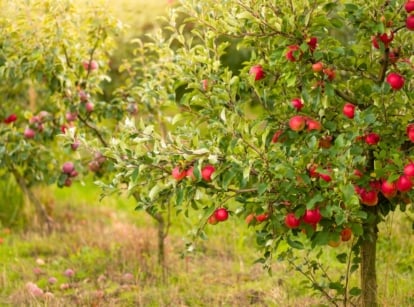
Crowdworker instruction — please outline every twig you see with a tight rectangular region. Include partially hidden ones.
[77,114,108,147]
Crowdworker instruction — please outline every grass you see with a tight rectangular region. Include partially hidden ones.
[1,181,413,306]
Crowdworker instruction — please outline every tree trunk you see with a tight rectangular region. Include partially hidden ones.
[11,168,54,232]
[132,193,167,275]
[360,206,379,307]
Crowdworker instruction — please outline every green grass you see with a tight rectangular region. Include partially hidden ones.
[1,181,413,306]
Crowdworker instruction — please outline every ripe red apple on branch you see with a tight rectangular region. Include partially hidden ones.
[386,72,405,90]
[406,0,414,13]
[214,208,229,222]
[249,64,265,81]
[303,208,322,225]
[312,62,323,73]
[343,103,356,119]
[291,98,304,111]
[285,45,302,62]
[284,213,301,229]
[289,115,306,131]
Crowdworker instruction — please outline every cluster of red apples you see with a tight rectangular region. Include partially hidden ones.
[245,5,414,246]
[285,207,352,247]
[172,164,225,224]
[354,161,414,207]
[60,162,78,187]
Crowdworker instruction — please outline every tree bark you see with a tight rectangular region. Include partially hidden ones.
[11,168,54,232]
[360,206,379,307]
[132,192,167,275]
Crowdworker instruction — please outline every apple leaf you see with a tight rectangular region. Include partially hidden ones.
[336,252,347,264]
[349,287,362,296]
[286,236,304,250]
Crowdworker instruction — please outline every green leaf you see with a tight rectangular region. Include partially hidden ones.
[176,187,184,206]
[349,287,362,296]
[306,193,324,209]
[351,223,363,236]
[336,252,347,264]
[257,183,268,196]
[287,236,304,250]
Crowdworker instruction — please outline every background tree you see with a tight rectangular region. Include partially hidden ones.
[0,0,120,230]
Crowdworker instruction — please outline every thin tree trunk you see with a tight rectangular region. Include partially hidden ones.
[360,206,379,307]
[132,193,167,275]
[11,168,54,233]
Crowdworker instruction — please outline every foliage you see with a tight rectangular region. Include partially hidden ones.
[1,0,414,304]
[76,0,414,303]
[0,0,121,189]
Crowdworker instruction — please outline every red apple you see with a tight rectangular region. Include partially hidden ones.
[245,213,256,225]
[312,62,323,73]
[172,166,186,181]
[256,213,269,223]
[83,60,99,71]
[85,102,94,113]
[369,180,381,192]
[396,174,413,192]
[271,130,284,143]
[306,118,322,131]
[79,90,89,102]
[285,45,302,62]
[343,103,356,119]
[388,51,399,64]
[303,208,322,224]
[407,124,414,142]
[4,114,17,124]
[201,79,208,91]
[405,1,414,13]
[340,228,352,242]
[289,115,306,131]
[323,68,336,81]
[24,128,36,139]
[284,213,301,229]
[62,162,75,174]
[353,169,363,178]
[214,208,229,222]
[386,72,405,90]
[381,180,397,198]
[359,189,378,206]
[66,112,77,122]
[208,214,218,225]
[371,32,394,49]
[88,160,101,172]
[406,15,414,30]
[308,164,319,178]
[319,171,332,182]
[186,166,195,180]
[365,133,380,145]
[249,64,265,81]
[291,98,304,111]
[201,165,215,181]
[404,162,414,177]
[71,139,80,150]
[307,37,318,52]
[64,178,72,187]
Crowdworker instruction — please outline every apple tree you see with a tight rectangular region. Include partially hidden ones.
[77,0,414,305]
[0,0,120,229]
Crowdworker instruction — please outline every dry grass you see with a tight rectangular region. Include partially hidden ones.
[1,183,413,306]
